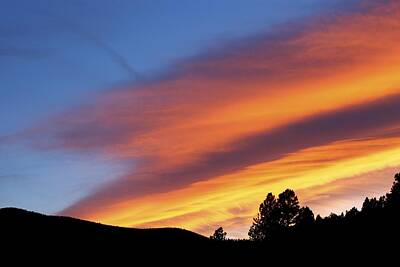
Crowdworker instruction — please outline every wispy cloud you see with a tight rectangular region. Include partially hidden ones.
[21,0,400,237]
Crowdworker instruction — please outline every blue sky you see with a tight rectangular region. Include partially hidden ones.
[0,0,349,214]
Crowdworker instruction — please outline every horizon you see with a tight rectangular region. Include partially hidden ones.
[1,0,400,239]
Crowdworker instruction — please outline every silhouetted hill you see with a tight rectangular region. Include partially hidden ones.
[0,207,207,246]
[2,172,400,261]
[2,205,399,256]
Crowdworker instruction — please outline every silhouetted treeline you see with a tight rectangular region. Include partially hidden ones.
[212,172,400,247]
[1,173,400,261]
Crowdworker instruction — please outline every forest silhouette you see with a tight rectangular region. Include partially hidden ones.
[211,172,400,243]
[1,172,400,260]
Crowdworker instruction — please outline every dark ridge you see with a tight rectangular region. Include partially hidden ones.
[2,172,400,261]
[0,207,207,244]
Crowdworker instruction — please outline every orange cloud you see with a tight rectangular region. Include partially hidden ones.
[25,0,400,238]
[68,136,400,239]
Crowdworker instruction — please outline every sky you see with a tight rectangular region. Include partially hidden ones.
[1,0,400,238]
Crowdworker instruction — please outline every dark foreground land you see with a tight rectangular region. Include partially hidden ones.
[0,205,399,260]
[2,173,400,261]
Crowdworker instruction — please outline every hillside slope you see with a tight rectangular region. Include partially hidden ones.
[0,207,208,248]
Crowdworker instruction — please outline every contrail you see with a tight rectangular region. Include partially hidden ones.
[64,22,144,81]
[35,8,143,81]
